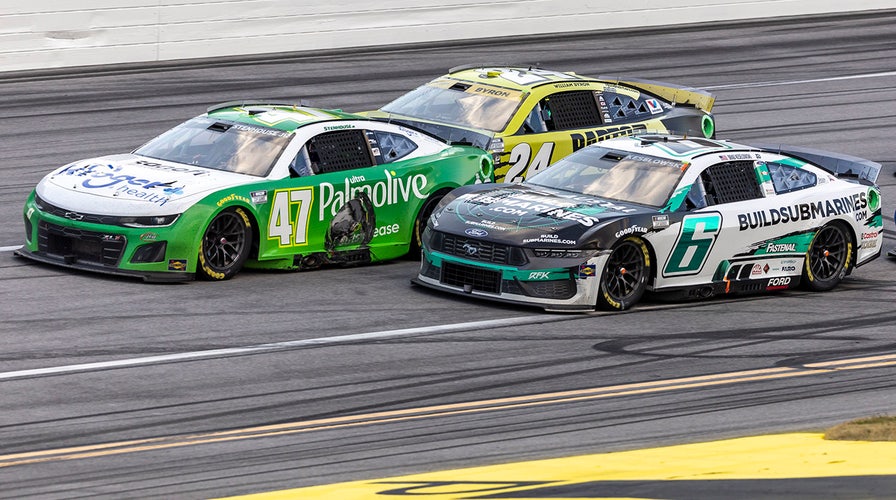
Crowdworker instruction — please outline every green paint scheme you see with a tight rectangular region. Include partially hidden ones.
[18,103,494,281]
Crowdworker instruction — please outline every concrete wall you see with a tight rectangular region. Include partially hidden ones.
[1,1,893,73]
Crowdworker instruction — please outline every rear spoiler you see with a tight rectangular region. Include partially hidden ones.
[754,143,881,183]
[597,75,715,112]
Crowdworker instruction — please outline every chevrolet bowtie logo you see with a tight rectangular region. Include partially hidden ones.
[64,211,84,221]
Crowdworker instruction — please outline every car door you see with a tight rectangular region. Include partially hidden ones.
[262,127,388,260]
[654,158,771,290]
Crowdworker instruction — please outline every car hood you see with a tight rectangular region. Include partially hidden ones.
[432,184,657,247]
[36,154,260,215]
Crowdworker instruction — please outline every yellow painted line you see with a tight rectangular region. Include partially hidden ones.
[805,353,896,369]
[0,354,890,469]
[217,433,896,499]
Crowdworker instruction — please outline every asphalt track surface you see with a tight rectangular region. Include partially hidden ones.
[1,11,896,499]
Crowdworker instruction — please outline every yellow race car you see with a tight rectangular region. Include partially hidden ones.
[365,65,715,182]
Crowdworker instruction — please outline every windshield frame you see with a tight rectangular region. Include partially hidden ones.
[380,79,526,133]
[526,146,687,208]
[134,116,294,177]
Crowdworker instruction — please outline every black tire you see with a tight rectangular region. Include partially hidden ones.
[803,222,852,291]
[197,207,252,281]
[596,237,650,311]
[409,192,446,256]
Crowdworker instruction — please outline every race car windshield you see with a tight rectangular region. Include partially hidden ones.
[527,147,686,207]
[134,117,293,176]
[380,80,524,132]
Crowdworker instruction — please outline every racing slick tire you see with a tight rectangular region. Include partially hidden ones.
[198,207,253,281]
[409,189,450,256]
[802,222,852,292]
[596,237,650,311]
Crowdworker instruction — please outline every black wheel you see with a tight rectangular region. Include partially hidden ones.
[803,222,852,291]
[597,237,649,311]
[197,207,252,281]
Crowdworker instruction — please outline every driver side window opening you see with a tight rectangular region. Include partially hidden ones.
[289,129,376,177]
[693,161,764,206]
[536,91,604,131]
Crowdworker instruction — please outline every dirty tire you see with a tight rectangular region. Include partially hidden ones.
[596,237,649,311]
[198,207,252,281]
[803,222,851,292]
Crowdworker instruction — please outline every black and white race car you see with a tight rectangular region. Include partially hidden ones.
[413,134,883,312]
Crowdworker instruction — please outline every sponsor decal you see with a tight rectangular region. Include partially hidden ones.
[782,265,797,272]
[862,230,881,240]
[323,124,355,131]
[645,98,663,114]
[578,264,596,278]
[540,208,599,227]
[373,223,400,238]
[767,276,792,290]
[217,193,251,207]
[527,271,551,280]
[492,206,529,216]
[765,242,797,253]
[751,264,763,276]
[319,169,427,219]
[113,185,179,207]
[652,214,670,229]
[571,124,648,152]
[168,259,187,271]
[57,161,191,207]
[737,193,867,230]
[861,240,879,249]
[465,220,508,231]
[465,228,488,237]
[250,190,268,204]
[615,225,648,239]
[140,232,158,242]
[522,234,576,245]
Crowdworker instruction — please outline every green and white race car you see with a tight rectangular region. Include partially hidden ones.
[16,102,494,282]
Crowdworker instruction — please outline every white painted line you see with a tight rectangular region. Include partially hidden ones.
[703,71,896,90]
[1,245,22,252]
[0,314,577,381]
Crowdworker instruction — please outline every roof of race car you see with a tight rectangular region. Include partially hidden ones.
[443,65,602,91]
[205,102,365,132]
[596,134,751,160]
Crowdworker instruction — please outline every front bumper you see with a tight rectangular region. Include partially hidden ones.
[415,249,604,312]
[18,194,196,282]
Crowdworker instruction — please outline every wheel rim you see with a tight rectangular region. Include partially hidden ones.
[604,241,646,301]
[203,212,247,271]
[808,225,847,281]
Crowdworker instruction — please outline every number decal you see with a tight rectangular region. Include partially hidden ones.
[505,142,555,183]
[268,188,314,247]
[663,213,722,276]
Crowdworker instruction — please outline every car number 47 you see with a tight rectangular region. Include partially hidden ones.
[268,188,314,247]
[663,213,722,276]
